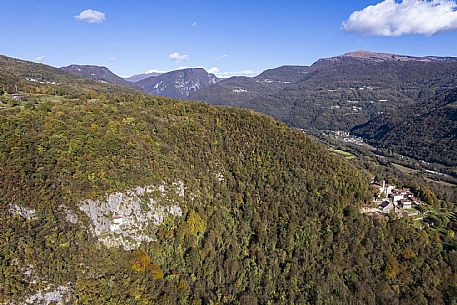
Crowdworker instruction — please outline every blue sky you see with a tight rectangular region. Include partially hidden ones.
[1,0,457,77]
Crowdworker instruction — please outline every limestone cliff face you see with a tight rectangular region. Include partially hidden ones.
[79,183,185,250]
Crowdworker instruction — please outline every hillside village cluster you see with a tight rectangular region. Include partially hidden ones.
[362,178,424,218]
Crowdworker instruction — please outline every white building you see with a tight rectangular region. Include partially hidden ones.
[379,181,395,196]
[110,215,128,231]
[399,200,412,210]
[393,194,404,203]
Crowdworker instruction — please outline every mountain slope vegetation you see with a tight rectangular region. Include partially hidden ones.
[123,72,162,83]
[0,55,456,305]
[61,65,134,88]
[353,89,457,167]
[191,66,310,108]
[137,68,219,99]
[193,51,457,131]
[0,55,139,97]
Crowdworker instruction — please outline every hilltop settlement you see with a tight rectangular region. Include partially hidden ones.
[362,178,424,218]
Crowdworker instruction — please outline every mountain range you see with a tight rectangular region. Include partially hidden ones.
[135,68,219,99]
[61,64,134,88]
[194,51,457,130]
[0,55,138,97]
[8,50,457,167]
[192,51,457,167]
[123,72,162,83]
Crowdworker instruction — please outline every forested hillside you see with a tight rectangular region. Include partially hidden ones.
[0,56,456,304]
[61,65,135,88]
[193,51,457,131]
[353,89,457,167]
[0,55,139,97]
[136,68,219,99]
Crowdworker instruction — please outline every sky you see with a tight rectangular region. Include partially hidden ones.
[1,0,457,78]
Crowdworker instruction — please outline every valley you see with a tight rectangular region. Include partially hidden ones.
[59,51,457,171]
[306,127,457,202]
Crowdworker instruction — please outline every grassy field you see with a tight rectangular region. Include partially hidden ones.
[391,162,418,174]
[329,149,355,159]
[424,177,457,187]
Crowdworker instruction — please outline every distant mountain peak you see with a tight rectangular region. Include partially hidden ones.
[254,65,310,83]
[124,71,163,83]
[342,50,418,61]
[336,50,457,63]
[344,50,389,58]
[172,67,209,74]
[66,64,109,69]
[61,64,133,87]
[136,67,219,99]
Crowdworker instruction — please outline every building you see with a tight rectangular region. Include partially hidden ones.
[381,201,395,214]
[398,199,412,209]
[110,215,128,231]
[370,179,423,217]
[11,94,26,101]
[393,194,404,203]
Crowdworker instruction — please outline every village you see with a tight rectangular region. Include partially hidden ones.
[362,178,424,218]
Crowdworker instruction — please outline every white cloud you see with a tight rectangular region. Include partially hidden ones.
[216,69,257,78]
[192,21,198,27]
[207,67,220,74]
[177,65,204,70]
[140,65,258,78]
[217,54,228,60]
[145,68,167,74]
[169,52,189,62]
[342,0,457,36]
[107,56,116,62]
[75,9,106,24]
[34,56,45,63]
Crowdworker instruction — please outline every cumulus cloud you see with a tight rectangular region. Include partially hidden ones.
[168,65,256,78]
[216,69,257,78]
[34,56,45,63]
[342,0,457,36]
[177,65,204,70]
[75,9,106,24]
[145,69,165,74]
[169,52,189,62]
[146,64,256,78]
[207,67,220,74]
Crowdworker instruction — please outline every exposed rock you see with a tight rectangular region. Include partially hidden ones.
[173,180,185,198]
[136,68,219,99]
[0,284,72,305]
[216,172,225,182]
[21,285,71,305]
[58,205,80,224]
[7,204,37,220]
[79,184,183,250]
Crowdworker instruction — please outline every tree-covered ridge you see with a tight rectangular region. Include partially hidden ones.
[0,53,456,304]
[0,55,139,97]
[0,90,455,304]
[60,65,135,88]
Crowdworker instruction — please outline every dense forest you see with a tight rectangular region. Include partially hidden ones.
[0,55,139,98]
[353,89,457,167]
[193,52,457,132]
[193,52,457,171]
[0,56,456,304]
